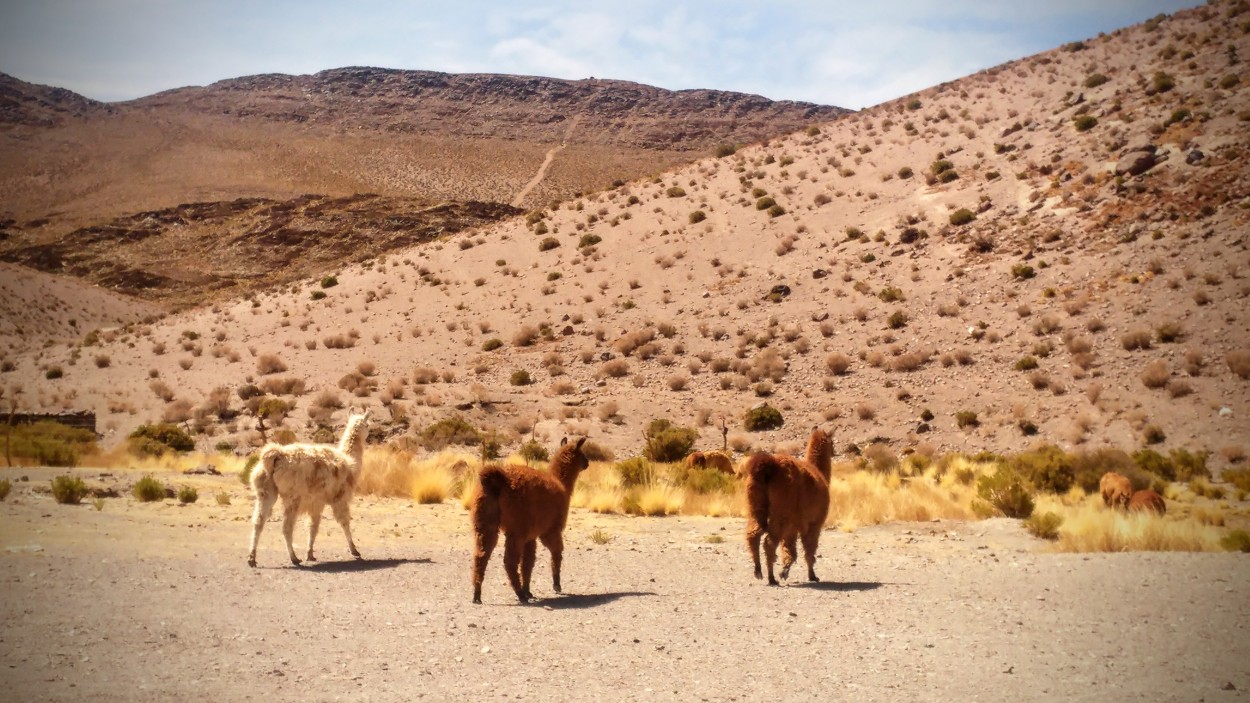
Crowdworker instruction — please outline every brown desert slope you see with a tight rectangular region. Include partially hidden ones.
[3,2,1250,462]
[0,67,848,230]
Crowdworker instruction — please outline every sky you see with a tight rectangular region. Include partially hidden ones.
[0,1,1202,110]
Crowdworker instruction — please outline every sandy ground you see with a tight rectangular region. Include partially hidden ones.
[2,466,1248,702]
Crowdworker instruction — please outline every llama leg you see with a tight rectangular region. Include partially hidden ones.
[801,525,821,582]
[472,526,499,604]
[520,540,537,600]
[281,498,302,566]
[746,520,764,580]
[331,500,361,559]
[540,532,564,593]
[778,535,798,581]
[502,534,528,603]
[306,506,322,562]
[247,486,278,567]
[762,534,779,586]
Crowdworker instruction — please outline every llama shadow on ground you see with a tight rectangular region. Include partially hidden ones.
[301,557,432,573]
[789,580,884,592]
[532,591,657,610]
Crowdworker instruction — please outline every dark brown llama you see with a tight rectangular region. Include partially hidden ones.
[743,428,834,585]
[686,450,735,475]
[1128,489,1166,515]
[470,437,590,604]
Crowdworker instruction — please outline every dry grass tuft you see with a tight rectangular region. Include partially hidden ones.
[1035,495,1226,552]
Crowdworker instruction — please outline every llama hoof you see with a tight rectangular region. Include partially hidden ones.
[779,567,792,581]
[351,548,362,559]
[753,567,763,580]
[521,590,534,601]
[247,557,257,568]
[306,554,317,562]
[290,556,302,566]
[473,596,482,604]
[768,576,779,586]
[808,573,820,583]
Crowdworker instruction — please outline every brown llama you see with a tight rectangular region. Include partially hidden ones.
[1099,471,1133,510]
[247,408,370,567]
[685,450,735,475]
[470,437,590,604]
[1128,489,1166,515]
[743,428,835,585]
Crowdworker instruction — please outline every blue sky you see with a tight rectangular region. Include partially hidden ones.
[0,1,1201,109]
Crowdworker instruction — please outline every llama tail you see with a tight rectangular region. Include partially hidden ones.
[478,464,508,498]
[250,445,284,497]
[742,453,776,532]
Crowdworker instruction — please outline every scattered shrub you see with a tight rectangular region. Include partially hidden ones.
[1084,73,1109,88]
[420,416,482,451]
[510,369,532,386]
[825,353,852,375]
[320,275,338,289]
[132,475,167,502]
[177,486,199,505]
[1025,511,1063,540]
[1140,360,1170,389]
[1073,114,1098,132]
[5,421,97,467]
[1227,350,1250,379]
[1222,530,1250,553]
[51,475,88,505]
[666,186,687,198]
[1011,264,1035,280]
[1121,329,1153,351]
[949,208,975,226]
[743,403,784,431]
[128,424,194,456]
[688,210,706,224]
[976,467,1034,518]
[643,419,697,463]
[955,411,980,429]
[538,237,560,252]
[1015,356,1039,371]
[615,457,654,487]
[482,338,503,351]
[518,440,549,463]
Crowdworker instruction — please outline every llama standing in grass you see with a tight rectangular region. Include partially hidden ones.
[470,437,589,604]
[1100,471,1133,510]
[686,450,735,475]
[1128,489,1166,515]
[247,408,370,567]
[743,428,834,585]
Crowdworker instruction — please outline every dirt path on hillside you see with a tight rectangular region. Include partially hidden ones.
[510,113,583,207]
[2,466,1249,703]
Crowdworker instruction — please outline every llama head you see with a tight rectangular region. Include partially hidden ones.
[556,436,591,474]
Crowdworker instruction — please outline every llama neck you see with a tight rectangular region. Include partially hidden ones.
[337,420,367,468]
[806,434,833,480]
[549,449,584,492]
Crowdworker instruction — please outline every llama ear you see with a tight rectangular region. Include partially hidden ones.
[575,437,587,450]
[560,437,568,446]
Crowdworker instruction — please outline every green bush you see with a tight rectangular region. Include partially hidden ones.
[682,467,736,494]
[128,424,194,456]
[955,411,980,429]
[45,366,63,380]
[666,186,686,198]
[132,475,166,503]
[177,486,198,505]
[615,457,654,487]
[1011,264,1035,280]
[239,455,260,486]
[1007,444,1074,494]
[482,338,503,351]
[931,159,954,175]
[1223,467,1250,493]
[886,310,908,329]
[897,166,913,179]
[6,421,97,467]
[743,404,784,432]
[688,211,706,224]
[0,478,10,501]
[518,439,549,463]
[1152,71,1176,94]
[1222,530,1250,553]
[878,286,904,303]
[310,290,327,301]
[1015,356,1039,371]
[976,467,1034,518]
[755,196,776,211]
[320,275,338,289]
[1073,115,1098,132]
[51,475,88,505]
[714,144,737,158]
[1025,511,1063,540]
[1084,73,1110,88]
[578,233,602,248]
[767,204,785,218]
[949,208,975,226]
[1168,448,1210,482]
[215,491,231,506]
[1072,448,1137,492]
[538,237,560,252]
[643,419,697,463]
[420,416,482,451]
[510,369,532,386]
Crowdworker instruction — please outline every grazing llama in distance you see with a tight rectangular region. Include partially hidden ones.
[686,450,735,475]
[247,408,370,567]
[743,428,835,585]
[1100,471,1133,510]
[1128,489,1166,515]
[470,437,590,604]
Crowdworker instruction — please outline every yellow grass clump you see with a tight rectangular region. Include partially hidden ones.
[825,457,996,530]
[87,447,253,477]
[1033,495,1227,552]
[358,447,477,503]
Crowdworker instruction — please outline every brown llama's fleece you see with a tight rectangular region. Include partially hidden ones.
[744,428,834,585]
[686,450,735,475]
[1100,472,1133,510]
[470,437,590,604]
[1128,489,1166,515]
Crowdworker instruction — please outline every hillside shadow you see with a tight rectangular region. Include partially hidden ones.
[790,580,884,592]
[533,591,657,610]
[301,557,432,573]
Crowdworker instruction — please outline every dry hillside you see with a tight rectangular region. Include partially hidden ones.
[3,3,1250,464]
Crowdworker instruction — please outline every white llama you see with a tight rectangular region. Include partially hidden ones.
[247,408,370,567]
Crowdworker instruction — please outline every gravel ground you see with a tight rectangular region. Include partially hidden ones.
[2,468,1248,702]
